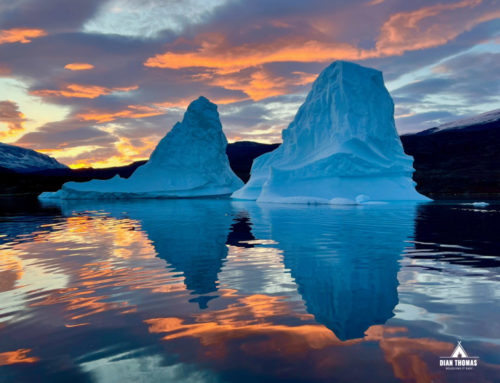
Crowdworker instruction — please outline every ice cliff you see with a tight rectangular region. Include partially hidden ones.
[232,61,429,203]
[40,96,243,199]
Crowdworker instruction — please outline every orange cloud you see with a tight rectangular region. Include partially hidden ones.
[145,38,362,74]
[0,64,11,76]
[0,349,39,366]
[375,0,490,55]
[144,0,499,101]
[31,84,138,99]
[0,28,47,44]
[76,104,165,123]
[61,135,160,168]
[207,69,316,101]
[0,100,26,140]
[77,96,242,124]
[81,136,157,168]
[64,62,95,71]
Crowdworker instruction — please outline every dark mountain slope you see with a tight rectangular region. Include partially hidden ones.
[402,116,500,199]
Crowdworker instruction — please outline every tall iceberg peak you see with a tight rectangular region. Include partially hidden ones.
[232,61,429,203]
[40,96,243,199]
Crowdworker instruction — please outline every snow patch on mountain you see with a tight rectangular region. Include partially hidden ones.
[0,142,68,173]
[436,109,500,131]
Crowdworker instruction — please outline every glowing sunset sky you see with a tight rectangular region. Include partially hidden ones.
[0,0,499,168]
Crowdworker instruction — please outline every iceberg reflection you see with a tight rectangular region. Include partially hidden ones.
[236,202,417,340]
[59,199,234,303]
[57,199,417,340]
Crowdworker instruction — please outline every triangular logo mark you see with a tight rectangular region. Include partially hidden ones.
[450,341,468,358]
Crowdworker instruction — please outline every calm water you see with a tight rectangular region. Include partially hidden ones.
[0,198,499,383]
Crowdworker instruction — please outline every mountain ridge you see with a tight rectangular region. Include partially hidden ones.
[401,110,499,199]
[0,142,68,173]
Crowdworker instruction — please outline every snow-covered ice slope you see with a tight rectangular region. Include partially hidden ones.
[232,61,429,203]
[433,108,500,132]
[0,142,68,172]
[40,97,243,199]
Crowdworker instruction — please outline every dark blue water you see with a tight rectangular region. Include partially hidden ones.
[0,198,499,383]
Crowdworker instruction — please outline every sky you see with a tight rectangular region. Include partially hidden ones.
[0,0,499,168]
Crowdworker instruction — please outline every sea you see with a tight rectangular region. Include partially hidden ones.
[0,197,499,382]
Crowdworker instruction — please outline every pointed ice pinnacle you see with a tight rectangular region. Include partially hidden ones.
[40,96,243,199]
[232,61,429,203]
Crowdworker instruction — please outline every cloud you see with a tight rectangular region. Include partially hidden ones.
[56,146,122,168]
[375,0,500,56]
[394,78,454,99]
[144,37,362,73]
[219,94,305,142]
[76,104,166,123]
[366,0,385,6]
[84,0,228,37]
[393,48,500,132]
[16,119,116,150]
[433,50,500,104]
[0,28,46,44]
[0,100,26,139]
[64,62,95,71]
[142,0,500,102]
[30,84,138,99]
[144,0,499,74]
[0,65,11,76]
[0,0,103,32]
[198,67,316,101]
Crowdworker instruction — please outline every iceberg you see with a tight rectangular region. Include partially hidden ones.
[40,96,243,199]
[232,61,429,203]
